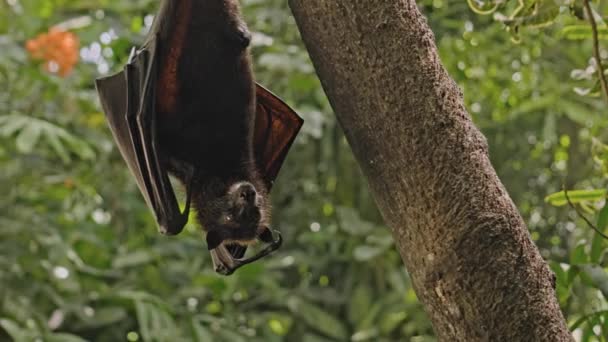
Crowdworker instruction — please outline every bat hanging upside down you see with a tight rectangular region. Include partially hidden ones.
[95,0,303,275]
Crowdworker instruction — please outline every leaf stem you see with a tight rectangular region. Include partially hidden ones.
[564,186,608,240]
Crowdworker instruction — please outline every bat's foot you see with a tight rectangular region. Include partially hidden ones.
[214,264,235,276]
[209,230,283,276]
[210,245,237,275]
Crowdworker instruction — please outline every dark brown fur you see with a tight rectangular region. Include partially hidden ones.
[153,0,270,244]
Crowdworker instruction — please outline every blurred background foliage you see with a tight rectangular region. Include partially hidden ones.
[0,0,607,341]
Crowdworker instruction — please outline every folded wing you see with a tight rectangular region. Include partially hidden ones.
[254,84,304,189]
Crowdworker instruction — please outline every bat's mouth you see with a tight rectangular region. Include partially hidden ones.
[235,205,261,226]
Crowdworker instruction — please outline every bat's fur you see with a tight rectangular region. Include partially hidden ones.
[154,0,271,246]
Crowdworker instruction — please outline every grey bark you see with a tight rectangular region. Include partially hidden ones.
[288,1,572,341]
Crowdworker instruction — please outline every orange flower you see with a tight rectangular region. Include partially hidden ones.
[25,27,80,77]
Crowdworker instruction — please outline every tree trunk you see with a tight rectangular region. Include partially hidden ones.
[288,1,572,341]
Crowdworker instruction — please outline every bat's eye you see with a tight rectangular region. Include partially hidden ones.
[225,215,233,222]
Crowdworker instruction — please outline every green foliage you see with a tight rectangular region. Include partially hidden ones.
[545,189,607,206]
[1,0,607,341]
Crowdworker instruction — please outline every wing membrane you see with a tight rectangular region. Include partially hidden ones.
[225,85,303,263]
[95,66,155,212]
[96,37,190,235]
[254,84,304,189]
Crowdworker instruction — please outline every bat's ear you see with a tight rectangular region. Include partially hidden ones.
[258,226,274,244]
[206,230,224,250]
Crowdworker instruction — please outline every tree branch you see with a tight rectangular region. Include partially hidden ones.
[289,1,572,339]
[582,0,608,102]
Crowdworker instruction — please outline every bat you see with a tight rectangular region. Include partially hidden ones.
[95,0,303,275]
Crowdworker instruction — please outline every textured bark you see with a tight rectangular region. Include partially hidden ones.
[288,1,572,341]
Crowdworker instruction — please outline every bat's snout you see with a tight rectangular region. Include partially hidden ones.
[234,182,257,205]
[228,181,262,226]
[239,183,256,203]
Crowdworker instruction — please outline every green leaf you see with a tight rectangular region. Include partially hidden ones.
[336,207,375,236]
[561,24,608,40]
[112,250,156,268]
[570,310,608,330]
[0,114,27,136]
[570,243,588,265]
[351,328,379,342]
[353,245,384,261]
[191,319,213,342]
[15,122,41,153]
[60,131,95,160]
[287,297,347,340]
[560,101,602,126]
[116,291,169,307]
[379,310,407,334]
[544,189,606,206]
[46,333,89,342]
[348,285,372,325]
[302,333,334,342]
[217,329,247,342]
[502,0,560,29]
[134,300,178,341]
[591,232,606,263]
[467,0,501,15]
[567,266,580,286]
[234,261,264,283]
[130,16,143,33]
[581,265,608,299]
[597,202,608,230]
[80,307,128,328]
[267,313,293,336]
[0,318,31,341]
[358,302,383,330]
[135,301,152,342]
[366,232,394,248]
[585,195,608,264]
[0,114,95,161]
[46,131,71,163]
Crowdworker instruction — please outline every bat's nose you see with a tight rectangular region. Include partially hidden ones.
[237,182,257,204]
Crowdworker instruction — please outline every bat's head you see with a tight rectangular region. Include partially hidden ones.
[223,181,266,229]
[196,179,271,250]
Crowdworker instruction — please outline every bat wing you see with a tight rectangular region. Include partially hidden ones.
[95,63,153,210]
[254,84,304,189]
[224,86,303,261]
[95,36,191,236]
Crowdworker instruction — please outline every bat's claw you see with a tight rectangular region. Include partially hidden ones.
[210,245,236,275]
[214,264,235,276]
[209,230,283,276]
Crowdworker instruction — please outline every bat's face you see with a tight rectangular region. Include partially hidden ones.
[197,179,270,248]
[222,181,264,232]
[198,178,280,275]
